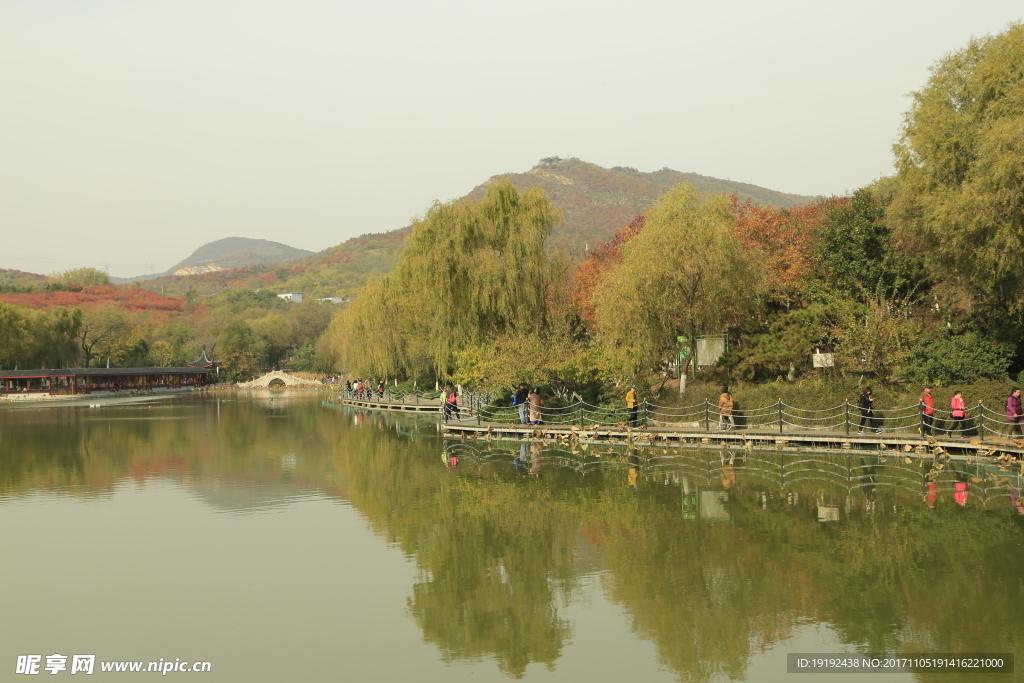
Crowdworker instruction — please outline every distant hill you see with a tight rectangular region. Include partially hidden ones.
[468,157,815,252]
[137,230,408,299]
[137,159,815,299]
[111,237,314,283]
[164,237,313,276]
[0,268,48,290]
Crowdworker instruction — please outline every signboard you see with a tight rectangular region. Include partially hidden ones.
[695,336,727,367]
[812,353,835,368]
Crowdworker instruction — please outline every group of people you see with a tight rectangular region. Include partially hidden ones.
[441,386,460,421]
[860,385,1024,437]
[345,379,385,400]
[512,384,545,424]
[716,383,1020,437]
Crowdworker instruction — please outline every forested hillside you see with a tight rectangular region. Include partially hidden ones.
[137,229,409,299]
[468,158,813,253]
[134,160,809,299]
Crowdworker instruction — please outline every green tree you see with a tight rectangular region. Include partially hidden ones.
[892,23,1024,314]
[831,298,920,380]
[329,180,560,380]
[0,302,32,369]
[812,190,925,303]
[903,330,1012,384]
[252,313,291,369]
[26,307,82,368]
[52,267,110,287]
[593,184,766,383]
[722,303,845,381]
[149,340,174,367]
[153,322,196,366]
[77,306,130,367]
[217,319,257,381]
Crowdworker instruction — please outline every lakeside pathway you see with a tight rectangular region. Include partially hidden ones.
[441,418,1024,458]
[331,396,1024,459]
[337,395,446,413]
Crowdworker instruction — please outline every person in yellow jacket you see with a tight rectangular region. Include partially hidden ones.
[626,385,639,426]
[718,386,735,430]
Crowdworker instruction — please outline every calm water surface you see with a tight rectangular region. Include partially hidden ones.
[2,393,1022,682]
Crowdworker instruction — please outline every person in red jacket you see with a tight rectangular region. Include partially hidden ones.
[919,385,935,436]
[950,390,967,437]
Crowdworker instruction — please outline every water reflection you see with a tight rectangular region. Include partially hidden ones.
[3,397,1023,682]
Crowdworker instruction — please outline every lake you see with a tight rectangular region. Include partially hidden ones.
[2,393,1021,682]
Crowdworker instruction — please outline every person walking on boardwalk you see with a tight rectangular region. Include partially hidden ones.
[378,379,385,400]
[446,386,460,421]
[857,387,881,434]
[950,390,967,437]
[718,386,735,430]
[528,388,543,425]
[441,385,451,421]
[513,383,529,424]
[1007,388,1023,436]
[626,385,639,426]
[919,385,935,436]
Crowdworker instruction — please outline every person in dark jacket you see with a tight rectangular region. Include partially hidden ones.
[513,383,529,424]
[1007,388,1023,436]
[857,387,881,434]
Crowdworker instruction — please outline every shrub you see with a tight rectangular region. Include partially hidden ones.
[902,331,1012,385]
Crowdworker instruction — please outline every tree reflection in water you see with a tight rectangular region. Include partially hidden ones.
[3,397,1023,681]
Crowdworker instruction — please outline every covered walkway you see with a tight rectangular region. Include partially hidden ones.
[0,367,216,398]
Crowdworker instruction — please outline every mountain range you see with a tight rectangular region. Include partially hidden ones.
[5,158,816,299]
[132,158,816,299]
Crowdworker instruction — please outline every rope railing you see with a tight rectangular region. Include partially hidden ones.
[339,388,1024,441]
[441,442,1023,509]
[339,388,494,418]
[455,394,1024,439]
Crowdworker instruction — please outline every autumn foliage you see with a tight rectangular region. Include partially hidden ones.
[573,213,645,325]
[0,285,186,314]
[732,198,839,305]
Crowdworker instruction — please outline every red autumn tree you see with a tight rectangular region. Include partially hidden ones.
[573,213,646,327]
[732,198,840,306]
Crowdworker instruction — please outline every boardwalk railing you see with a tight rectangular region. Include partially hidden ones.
[470,397,1024,438]
[442,441,1023,508]
[340,389,491,416]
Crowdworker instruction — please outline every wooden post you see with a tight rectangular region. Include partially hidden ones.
[845,400,850,436]
[978,401,985,439]
[778,399,784,434]
[579,402,585,428]
[704,399,709,432]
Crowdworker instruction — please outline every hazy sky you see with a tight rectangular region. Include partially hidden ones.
[2,1,1021,278]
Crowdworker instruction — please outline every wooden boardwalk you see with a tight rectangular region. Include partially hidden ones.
[335,396,444,414]
[440,419,1024,458]
[325,396,1024,459]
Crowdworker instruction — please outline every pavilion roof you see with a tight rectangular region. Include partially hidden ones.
[186,349,220,368]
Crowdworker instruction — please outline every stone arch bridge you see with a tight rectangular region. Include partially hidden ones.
[237,371,321,389]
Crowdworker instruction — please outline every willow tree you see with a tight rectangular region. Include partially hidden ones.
[327,180,560,379]
[327,273,434,380]
[593,184,766,384]
[891,23,1024,315]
